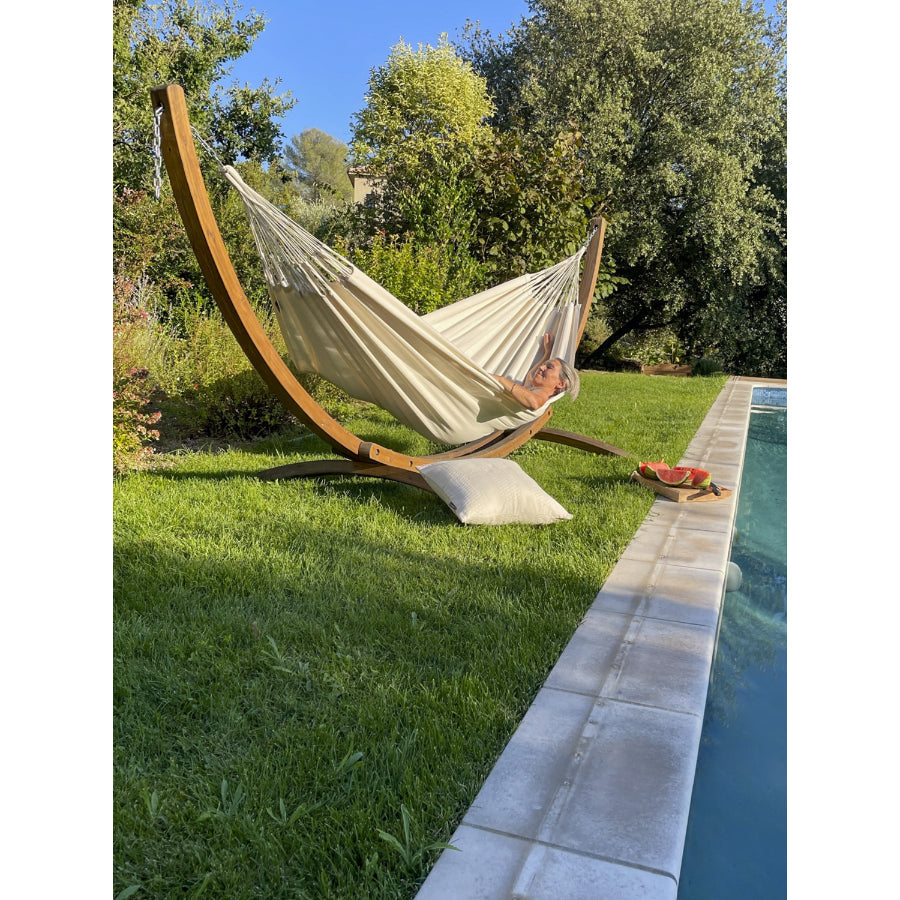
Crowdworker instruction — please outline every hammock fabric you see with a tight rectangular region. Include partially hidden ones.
[223,165,591,446]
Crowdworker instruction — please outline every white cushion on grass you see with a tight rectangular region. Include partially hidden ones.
[418,458,572,525]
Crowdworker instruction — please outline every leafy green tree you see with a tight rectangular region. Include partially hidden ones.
[336,122,612,312]
[460,0,786,372]
[334,139,484,309]
[113,0,296,315]
[350,35,495,170]
[466,127,601,282]
[295,33,607,333]
[342,35,608,308]
[114,0,294,192]
[283,128,353,202]
[689,68,787,378]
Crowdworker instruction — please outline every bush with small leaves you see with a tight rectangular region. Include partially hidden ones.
[113,280,162,473]
[691,358,725,377]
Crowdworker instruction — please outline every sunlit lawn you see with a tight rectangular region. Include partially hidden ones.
[113,371,726,899]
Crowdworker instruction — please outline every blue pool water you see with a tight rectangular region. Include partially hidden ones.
[677,387,787,899]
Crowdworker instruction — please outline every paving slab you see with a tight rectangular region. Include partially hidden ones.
[420,825,677,899]
[455,690,702,876]
[530,700,701,875]
[595,617,716,716]
[638,489,739,535]
[542,607,638,697]
[591,557,725,629]
[460,687,598,840]
[620,518,731,571]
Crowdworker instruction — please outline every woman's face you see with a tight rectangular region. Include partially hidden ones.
[532,358,566,394]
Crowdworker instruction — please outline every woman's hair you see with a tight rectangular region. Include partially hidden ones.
[555,359,580,400]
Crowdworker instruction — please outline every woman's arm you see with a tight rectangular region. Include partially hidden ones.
[539,331,554,362]
[492,374,546,410]
[524,333,555,388]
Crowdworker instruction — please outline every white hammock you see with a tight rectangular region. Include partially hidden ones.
[223,165,591,445]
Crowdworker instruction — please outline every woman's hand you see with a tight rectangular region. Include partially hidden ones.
[542,332,555,354]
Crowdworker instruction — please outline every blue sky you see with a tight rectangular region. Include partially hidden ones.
[225,1,530,147]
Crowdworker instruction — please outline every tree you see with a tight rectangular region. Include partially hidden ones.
[333,116,610,315]
[459,0,786,373]
[283,129,353,202]
[342,34,603,304]
[113,0,294,192]
[113,0,296,314]
[690,55,787,378]
[466,127,601,281]
[350,35,495,171]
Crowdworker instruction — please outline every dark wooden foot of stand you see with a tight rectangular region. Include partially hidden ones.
[534,427,634,459]
[257,459,435,492]
[257,410,559,492]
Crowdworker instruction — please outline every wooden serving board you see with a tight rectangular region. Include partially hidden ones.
[630,471,733,503]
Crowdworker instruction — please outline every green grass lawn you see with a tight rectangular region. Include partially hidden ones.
[113,372,727,899]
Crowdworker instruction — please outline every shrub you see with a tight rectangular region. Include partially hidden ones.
[618,329,686,367]
[283,193,353,238]
[113,277,162,473]
[333,232,481,315]
[175,369,294,440]
[691,358,725,377]
[576,311,612,364]
[113,164,281,333]
[337,123,600,299]
[149,299,299,440]
[112,271,360,449]
[113,365,162,473]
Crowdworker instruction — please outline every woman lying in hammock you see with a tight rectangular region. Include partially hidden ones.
[492,333,581,410]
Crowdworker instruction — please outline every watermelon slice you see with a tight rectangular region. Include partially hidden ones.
[657,466,693,486]
[687,468,712,489]
[638,461,669,480]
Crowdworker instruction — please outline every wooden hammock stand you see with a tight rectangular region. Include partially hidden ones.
[150,84,630,493]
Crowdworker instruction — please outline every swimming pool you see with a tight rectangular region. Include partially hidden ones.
[677,386,787,899]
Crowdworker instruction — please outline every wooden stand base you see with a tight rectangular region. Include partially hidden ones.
[257,428,633,491]
[257,459,434,491]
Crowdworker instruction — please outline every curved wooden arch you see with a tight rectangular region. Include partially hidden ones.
[149,84,627,489]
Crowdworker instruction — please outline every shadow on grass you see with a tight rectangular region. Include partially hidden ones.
[141,460,457,521]
[114,520,601,621]
[153,420,445,466]
[113,512,607,896]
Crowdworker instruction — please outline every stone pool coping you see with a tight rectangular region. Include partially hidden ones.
[416,378,776,899]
